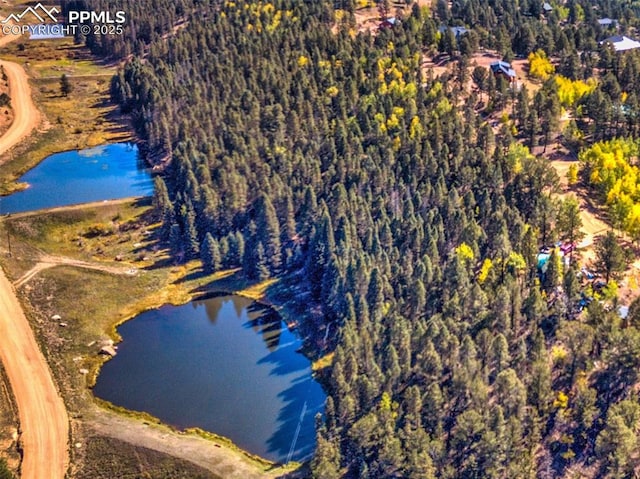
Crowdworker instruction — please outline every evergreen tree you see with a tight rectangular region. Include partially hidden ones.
[595,231,626,283]
[152,176,171,220]
[557,196,584,246]
[200,233,220,274]
[254,194,282,272]
[311,427,341,479]
[60,73,73,96]
[256,242,270,281]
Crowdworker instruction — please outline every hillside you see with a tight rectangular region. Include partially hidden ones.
[69,0,640,477]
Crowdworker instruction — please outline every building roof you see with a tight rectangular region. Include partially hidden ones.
[543,2,553,12]
[438,25,468,37]
[598,17,617,26]
[379,17,398,29]
[490,61,516,78]
[601,35,640,51]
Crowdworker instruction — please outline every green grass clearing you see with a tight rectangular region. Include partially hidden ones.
[0,38,130,195]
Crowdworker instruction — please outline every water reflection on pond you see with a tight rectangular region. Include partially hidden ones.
[93,294,326,463]
[1,143,152,214]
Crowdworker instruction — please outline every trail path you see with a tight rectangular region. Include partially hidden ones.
[14,254,138,289]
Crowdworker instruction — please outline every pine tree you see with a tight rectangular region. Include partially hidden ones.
[557,196,584,246]
[160,202,176,241]
[181,205,200,258]
[543,249,562,294]
[243,221,258,280]
[595,231,626,283]
[254,194,282,272]
[256,242,270,281]
[321,254,342,318]
[201,233,220,274]
[311,426,341,479]
[366,268,384,317]
[306,212,335,300]
[169,223,182,256]
[283,193,296,242]
[152,176,171,220]
[60,73,73,96]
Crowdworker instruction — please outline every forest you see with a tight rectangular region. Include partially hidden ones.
[66,0,640,477]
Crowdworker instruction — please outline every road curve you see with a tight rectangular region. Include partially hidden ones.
[0,59,40,158]
[0,35,69,479]
[0,272,69,479]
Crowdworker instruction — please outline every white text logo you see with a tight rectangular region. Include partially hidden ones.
[1,3,59,24]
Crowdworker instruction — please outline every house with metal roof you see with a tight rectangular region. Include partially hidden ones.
[438,25,468,38]
[379,17,398,30]
[601,35,640,52]
[490,61,516,82]
[597,18,617,27]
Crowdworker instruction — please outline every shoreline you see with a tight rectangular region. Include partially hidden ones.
[0,139,144,198]
[86,271,315,470]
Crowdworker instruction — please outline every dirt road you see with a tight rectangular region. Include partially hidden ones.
[0,28,68,479]
[0,271,69,478]
[0,60,40,158]
[14,254,139,289]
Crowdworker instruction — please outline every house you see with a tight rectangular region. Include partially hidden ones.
[600,35,640,52]
[597,18,618,27]
[379,17,398,30]
[490,60,517,82]
[438,25,468,39]
[543,2,553,13]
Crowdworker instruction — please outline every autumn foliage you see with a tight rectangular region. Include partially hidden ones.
[528,49,555,80]
[581,138,640,238]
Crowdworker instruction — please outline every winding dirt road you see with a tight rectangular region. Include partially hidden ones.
[0,41,69,479]
[0,59,40,158]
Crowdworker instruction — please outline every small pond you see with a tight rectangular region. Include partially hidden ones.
[0,143,152,214]
[93,294,326,463]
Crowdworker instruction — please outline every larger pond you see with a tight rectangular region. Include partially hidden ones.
[93,294,326,463]
[0,143,153,214]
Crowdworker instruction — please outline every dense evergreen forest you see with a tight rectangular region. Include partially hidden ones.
[67,0,640,477]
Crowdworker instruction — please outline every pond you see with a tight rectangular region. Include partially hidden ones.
[93,294,326,463]
[0,143,153,214]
